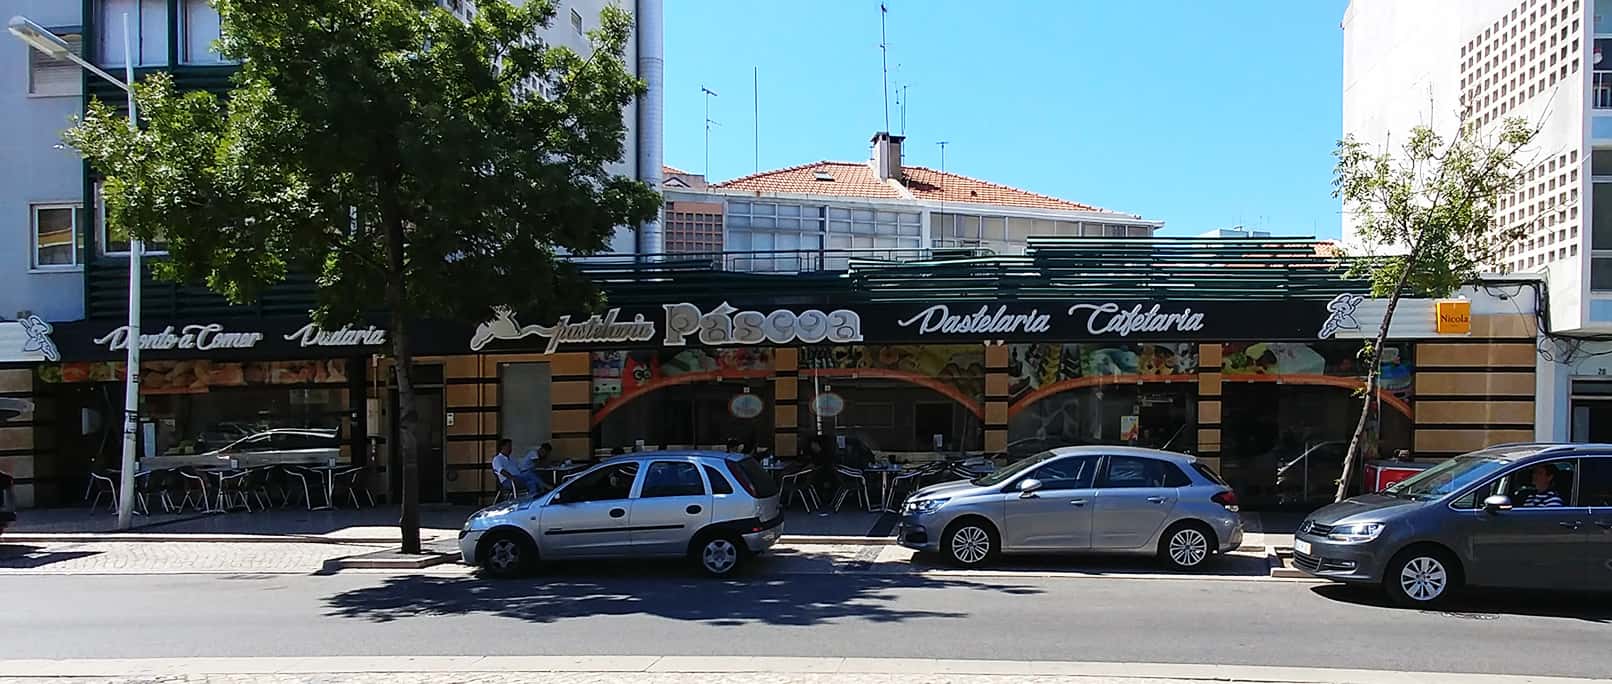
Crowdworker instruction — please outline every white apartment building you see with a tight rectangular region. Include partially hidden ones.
[1343,0,1612,442]
[661,132,1162,272]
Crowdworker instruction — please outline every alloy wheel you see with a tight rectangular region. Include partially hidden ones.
[702,538,738,574]
[488,538,521,572]
[1399,556,1448,602]
[1168,528,1209,568]
[951,525,991,565]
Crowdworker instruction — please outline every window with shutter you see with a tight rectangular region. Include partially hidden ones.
[27,33,82,97]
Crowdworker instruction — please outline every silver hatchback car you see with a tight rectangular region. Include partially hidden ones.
[898,446,1244,569]
[460,451,783,578]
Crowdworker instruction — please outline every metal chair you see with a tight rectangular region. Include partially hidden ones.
[886,469,925,510]
[832,466,872,512]
[333,466,375,508]
[283,466,324,510]
[214,470,253,512]
[87,471,117,513]
[780,468,820,512]
[492,475,523,504]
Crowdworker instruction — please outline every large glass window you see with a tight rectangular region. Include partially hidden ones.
[591,349,773,454]
[500,363,551,458]
[799,345,985,459]
[1007,343,1199,459]
[98,0,169,67]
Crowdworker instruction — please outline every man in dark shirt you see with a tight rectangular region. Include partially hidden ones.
[1522,463,1565,507]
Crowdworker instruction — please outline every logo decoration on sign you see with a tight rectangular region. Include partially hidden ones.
[20,315,59,362]
[1434,299,1472,335]
[94,324,265,352]
[1065,303,1206,337]
[1317,293,1365,339]
[812,392,845,418]
[728,392,764,419]
[663,302,862,347]
[470,307,656,354]
[896,304,1052,335]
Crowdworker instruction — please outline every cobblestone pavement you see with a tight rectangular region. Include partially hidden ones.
[0,541,386,574]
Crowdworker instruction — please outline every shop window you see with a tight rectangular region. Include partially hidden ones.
[591,349,773,455]
[499,362,551,458]
[799,345,985,458]
[1006,343,1199,458]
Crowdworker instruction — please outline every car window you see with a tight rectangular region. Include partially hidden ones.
[558,462,640,503]
[1099,456,1173,489]
[1025,456,1095,490]
[1507,458,1579,507]
[1579,458,1612,508]
[1162,463,1192,487]
[640,461,706,499]
[1192,463,1228,486]
[703,465,735,495]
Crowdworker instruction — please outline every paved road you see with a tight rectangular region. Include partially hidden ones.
[2,568,1608,678]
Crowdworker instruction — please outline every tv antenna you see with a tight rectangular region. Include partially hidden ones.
[879,3,891,133]
[937,140,949,221]
[701,85,720,177]
[897,83,909,135]
[752,67,760,173]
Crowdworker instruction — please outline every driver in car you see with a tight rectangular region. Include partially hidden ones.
[1521,463,1565,507]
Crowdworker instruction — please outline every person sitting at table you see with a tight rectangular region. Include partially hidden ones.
[491,438,541,495]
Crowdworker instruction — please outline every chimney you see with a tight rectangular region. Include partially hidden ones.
[870,131,905,181]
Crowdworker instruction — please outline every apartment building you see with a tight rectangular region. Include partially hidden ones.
[1343,0,1611,443]
[661,132,1163,272]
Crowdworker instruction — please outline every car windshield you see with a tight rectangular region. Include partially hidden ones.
[1384,454,1513,500]
[973,450,1059,487]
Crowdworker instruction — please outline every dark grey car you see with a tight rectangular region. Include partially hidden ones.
[1294,443,1612,607]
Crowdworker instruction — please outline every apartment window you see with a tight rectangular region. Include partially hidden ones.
[31,205,80,269]
[181,0,233,64]
[99,0,169,67]
[570,8,583,34]
[96,182,168,255]
[27,31,84,97]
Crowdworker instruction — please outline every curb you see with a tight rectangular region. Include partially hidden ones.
[325,551,460,571]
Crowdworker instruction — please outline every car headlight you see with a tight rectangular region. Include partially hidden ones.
[905,498,949,515]
[1327,522,1384,543]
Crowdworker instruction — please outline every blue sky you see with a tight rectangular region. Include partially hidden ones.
[662,0,1350,238]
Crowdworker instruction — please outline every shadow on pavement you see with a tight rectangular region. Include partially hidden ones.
[903,549,1271,577]
[324,552,1042,626]
[1311,583,1612,623]
[0,543,101,569]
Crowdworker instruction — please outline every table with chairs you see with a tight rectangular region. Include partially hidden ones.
[86,460,378,516]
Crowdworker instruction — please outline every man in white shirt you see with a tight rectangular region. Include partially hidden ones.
[491,438,541,495]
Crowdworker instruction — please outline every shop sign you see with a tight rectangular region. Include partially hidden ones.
[1066,303,1205,337]
[94,324,266,352]
[284,323,389,348]
[663,303,862,347]
[897,304,1052,335]
[1435,299,1472,335]
[470,307,656,354]
[1317,294,1365,339]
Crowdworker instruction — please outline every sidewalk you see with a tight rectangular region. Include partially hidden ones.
[0,656,1600,684]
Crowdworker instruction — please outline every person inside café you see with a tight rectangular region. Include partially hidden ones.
[492,438,542,495]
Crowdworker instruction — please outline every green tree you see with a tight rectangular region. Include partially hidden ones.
[1331,118,1535,503]
[65,0,661,551]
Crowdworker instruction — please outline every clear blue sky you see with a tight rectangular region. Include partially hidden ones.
[662,0,1350,238]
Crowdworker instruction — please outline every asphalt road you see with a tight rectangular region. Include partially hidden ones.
[2,569,1609,678]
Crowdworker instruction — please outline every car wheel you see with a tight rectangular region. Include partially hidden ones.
[943,519,998,567]
[694,534,745,577]
[1385,547,1460,608]
[478,530,536,579]
[1159,522,1215,571]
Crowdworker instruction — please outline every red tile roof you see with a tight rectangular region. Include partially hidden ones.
[663,164,692,176]
[712,161,1108,213]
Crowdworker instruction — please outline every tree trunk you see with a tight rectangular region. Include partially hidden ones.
[382,195,420,554]
[1334,262,1418,503]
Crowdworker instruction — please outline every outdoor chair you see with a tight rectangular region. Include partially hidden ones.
[86,471,117,513]
[332,466,375,508]
[831,466,872,512]
[492,476,523,504]
[283,466,324,511]
[779,468,820,512]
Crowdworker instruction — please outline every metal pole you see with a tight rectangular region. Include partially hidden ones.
[116,11,141,530]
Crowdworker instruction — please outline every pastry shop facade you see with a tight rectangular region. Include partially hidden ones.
[14,262,1545,511]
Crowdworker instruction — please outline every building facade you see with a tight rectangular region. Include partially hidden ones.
[1343,0,1612,443]
[660,133,1163,272]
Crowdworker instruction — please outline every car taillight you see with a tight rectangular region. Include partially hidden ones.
[727,463,759,497]
[1212,490,1240,511]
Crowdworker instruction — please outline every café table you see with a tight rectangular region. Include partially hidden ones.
[193,466,250,513]
[533,463,588,487]
[305,464,347,510]
[862,463,907,513]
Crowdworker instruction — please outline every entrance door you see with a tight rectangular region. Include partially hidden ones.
[1571,380,1612,442]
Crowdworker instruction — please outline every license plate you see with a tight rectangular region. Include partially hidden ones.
[1293,539,1312,556]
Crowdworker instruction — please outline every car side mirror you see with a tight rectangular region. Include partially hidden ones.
[1018,478,1043,497]
[1483,495,1513,513]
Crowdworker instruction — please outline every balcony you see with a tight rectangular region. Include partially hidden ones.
[1596,71,1612,109]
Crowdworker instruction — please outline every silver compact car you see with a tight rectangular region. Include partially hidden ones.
[898,446,1243,570]
[460,451,783,578]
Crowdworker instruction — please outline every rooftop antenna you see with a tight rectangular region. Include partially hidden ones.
[898,83,909,135]
[752,67,760,173]
[879,3,891,133]
[937,140,949,234]
[701,85,719,177]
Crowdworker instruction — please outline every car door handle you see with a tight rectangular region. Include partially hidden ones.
[609,508,626,518]
[1558,521,1582,530]
[686,505,702,515]
[1069,499,1087,507]
[1146,496,1168,504]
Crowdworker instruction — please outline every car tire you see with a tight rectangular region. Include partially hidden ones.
[1384,546,1460,608]
[1158,521,1216,571]
[478,529,536,579]
[942,518,998,568]
[693,533,746,578]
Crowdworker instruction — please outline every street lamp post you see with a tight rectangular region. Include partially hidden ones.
[10,14,143,530]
